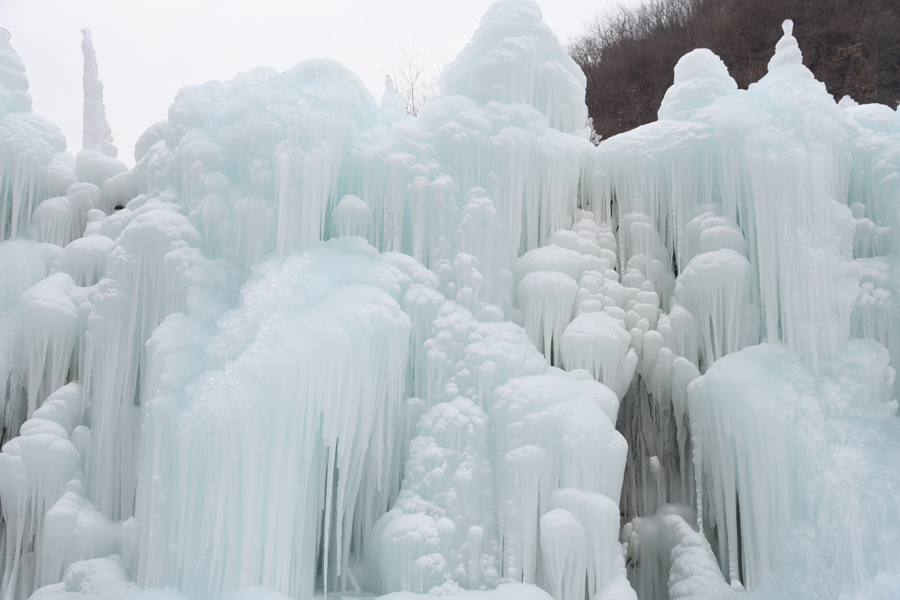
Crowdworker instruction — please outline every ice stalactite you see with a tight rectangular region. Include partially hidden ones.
[370,397,499,594]
[517,270,578,365]
[330,194,373,240]
[621,505,732,600]
[370,240,627,597]
[57,233,115,288]
[844,102,900,386]
[738,21,858,371]
[30,184,106,248]
[347,1,596,305]
[549,488,625,599]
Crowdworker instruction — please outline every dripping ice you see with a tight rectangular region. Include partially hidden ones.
[0,5,897,600]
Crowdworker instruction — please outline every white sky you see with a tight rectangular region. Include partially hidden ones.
[0,0,633,166]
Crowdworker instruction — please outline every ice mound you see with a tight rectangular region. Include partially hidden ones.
[657,49,738,121]
[133,58,376,267]
[440,0,588,133]
[0,28,32,115]
[0,31,76,242]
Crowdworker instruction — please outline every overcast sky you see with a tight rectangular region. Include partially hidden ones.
[1,0,641,166]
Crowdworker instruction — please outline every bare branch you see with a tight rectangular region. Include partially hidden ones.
[389,43,442,117]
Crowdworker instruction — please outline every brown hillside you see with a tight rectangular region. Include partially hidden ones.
[570,0,900,140]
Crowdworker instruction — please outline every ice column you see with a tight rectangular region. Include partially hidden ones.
[80,29,115,158]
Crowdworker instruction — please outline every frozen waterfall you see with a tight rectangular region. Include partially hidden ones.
[0,4,899,600]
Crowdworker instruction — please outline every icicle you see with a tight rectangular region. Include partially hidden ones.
[517,272,577,365]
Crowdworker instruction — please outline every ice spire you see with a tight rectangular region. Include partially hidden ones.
[378,75,407,123]
[81,28,117,157]
[767,19,812,78]
[0,28,33,115]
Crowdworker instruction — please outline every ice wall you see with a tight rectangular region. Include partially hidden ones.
[1,5,900,600]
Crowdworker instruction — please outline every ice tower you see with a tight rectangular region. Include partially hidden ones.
[0,4,899,600]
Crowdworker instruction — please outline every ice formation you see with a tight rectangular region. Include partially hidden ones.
[0,5,899,600]
[80,29,115,159]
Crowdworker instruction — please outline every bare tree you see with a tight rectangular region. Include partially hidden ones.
[389,44,442,117]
